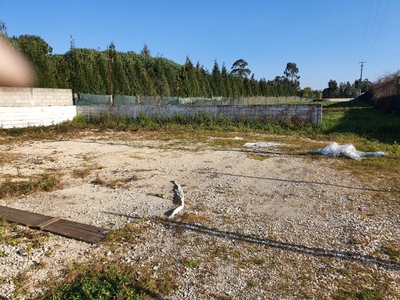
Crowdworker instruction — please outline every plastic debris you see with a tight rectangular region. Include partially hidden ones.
[244,142,284,148]
[310,142,387,160]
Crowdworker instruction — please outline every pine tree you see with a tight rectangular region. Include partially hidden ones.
[80,48,103,94]
[249,74,259,96]
[183,57,200,97]
[109,43,130,95]
[195,62,211,97]
[211,60,225,97]
[96,50,110,94]
[243,77,252,96]
[50,54,70,89]
[221,63,232,97]
[153,57,171,96]
[124,52,141,95]
[66,48,89,93]
[259,78,268,96]
[135,59,156,96]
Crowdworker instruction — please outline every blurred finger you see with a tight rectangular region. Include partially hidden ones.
[0,35,35,87]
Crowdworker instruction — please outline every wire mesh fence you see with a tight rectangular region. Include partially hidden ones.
[75,93,312,106]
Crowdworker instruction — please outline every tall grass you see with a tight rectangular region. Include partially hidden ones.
[64,111,317,135]
[320,101,400,144]
[1,100,399,146]
[59,103,400,146]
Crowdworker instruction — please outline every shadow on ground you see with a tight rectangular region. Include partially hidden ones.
[106,212,400,271]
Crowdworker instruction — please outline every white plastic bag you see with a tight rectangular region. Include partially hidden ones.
[311,142,387,160]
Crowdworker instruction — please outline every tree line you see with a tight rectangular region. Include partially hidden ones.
[1,24,371,99]
[3,32,309,98]
[321,79,371,98]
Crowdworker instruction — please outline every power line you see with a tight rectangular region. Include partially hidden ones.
[359,0,373,60]
[366,0,390,61]
[357,0,390,91]
[359,0,390,61]
[363,0,381,60]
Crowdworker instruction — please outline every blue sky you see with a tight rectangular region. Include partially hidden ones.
[1,0,398,90]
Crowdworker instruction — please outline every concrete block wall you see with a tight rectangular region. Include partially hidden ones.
[0,87,322,128]
[0,87,73,107]
[0,87,75,128]
[0,106,77,129]
[77,104,322,124]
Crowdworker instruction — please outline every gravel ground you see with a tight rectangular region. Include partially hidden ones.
[0,134,399,299]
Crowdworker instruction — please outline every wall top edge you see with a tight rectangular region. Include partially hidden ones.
[0,87,72,92]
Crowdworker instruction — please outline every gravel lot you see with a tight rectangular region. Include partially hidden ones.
[0,133,399,299]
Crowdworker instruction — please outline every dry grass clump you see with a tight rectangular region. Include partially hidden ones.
[72,168,91,179]
[0,174,61,199]
[90,173,139,189]
[371,70,399,100]
[0,152,22,166]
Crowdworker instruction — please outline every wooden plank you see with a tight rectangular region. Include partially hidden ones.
[45,220,109,243]
[0,206,52,227]
[0,206,109,244]
[34,217,62,229]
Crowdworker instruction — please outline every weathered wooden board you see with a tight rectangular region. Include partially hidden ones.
[0,206,109,244]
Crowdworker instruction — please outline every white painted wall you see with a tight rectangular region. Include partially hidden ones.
[0,87,75,128]
[0,106,76,129]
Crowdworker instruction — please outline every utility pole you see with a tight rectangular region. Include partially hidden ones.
[357,61,366,97]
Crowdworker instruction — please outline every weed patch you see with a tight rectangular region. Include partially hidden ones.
[90,174,138,189]
[38,261,178,300]
[0,174,61,199]
[0,152,22,166]
[72,168,91,179]
[184,259,198,268]
[247,153,268,161]
[380,242,400,260]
